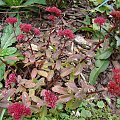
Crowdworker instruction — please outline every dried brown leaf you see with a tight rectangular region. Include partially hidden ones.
[29,89,35,98]
[37,100,45,107]
[31,68,38,79]
[112,61,120,69]
[41,89,46,96]
[0,100,10,108]
[47,70,54,81]
[3,88,16,100]
[30,105,40,112]
[29,55,35,63]
[31,44,38,51]
[58,95,72,103]
[46,49,52,58]
[35,78,45,89]
[52,85,68,95]
[22,92,31,107]
[60,67,73,77]
[16,85,26,93]
[65,81,78,93]
[55,60,61,70]
[75,90,86,99]
[81,80,95,93]
[24,80,36,88]
[38,70,48,78]
[52,50,61,59]
[31,96,41,103]
[74,63,84,76]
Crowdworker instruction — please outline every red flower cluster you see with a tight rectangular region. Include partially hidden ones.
[17,34,25,41]
[5,17,17,24]
[48,15,56,21]
[33,28,40,36]
[20,23,32,33]
[8,102,31,120]
[108,69,120,96]
[94,17,106,26]
[45,6,61,16]
[110,10,120,19]
[19,23,40,36]
[5,73,17,88]
[45,6,61,21]
[43,90,58,108]
[57,29,75,39]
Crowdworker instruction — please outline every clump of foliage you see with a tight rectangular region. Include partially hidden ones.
[0,3,120,120]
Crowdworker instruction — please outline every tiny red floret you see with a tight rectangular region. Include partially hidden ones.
[8,102,31,120]
[45,6,61,16]
[43,90,58,108]
[5,73,17,88]
[108,68,120,96]
[57,29,75,39]
[48,15,56,21]
[110,10,120,19]
[5,17,17,24]
[94,17,106,26]
[17,34,25,41]
[33,28,40,36]
[20,23,32,33]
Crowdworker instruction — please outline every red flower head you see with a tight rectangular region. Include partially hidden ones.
[108,68,120,96]
[94,17,106,26]
[58,29,75,39]
[43,90,58,108]
[113,68,120,85]
[108,81,118,95]
[5,17,17,24]
[110,10,120,19]
[33,28,40,36]
[17,34,25,41]
[20,23,32,33]
[8,102,31,120]
[57,29,63,36]
[48,15,56,21]
[45,6,61,16]
[5,73,17,88]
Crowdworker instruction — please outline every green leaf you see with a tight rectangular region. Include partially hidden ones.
[115,35,120,46]
[56,102,63,110]
[40,106,47,118]
[0,47,17,56]
[82,15,91,25]
[97,101,105,108]
[117,99,120,105]
[72,99,81,109]
[0,16,21,49]
[96,0,104,4]
[81,109,92,118]
[89,60,109,84]
[0,60,6,81]
[4,0,23,6]
[78,118,85,120]
[0,82,3,88]
[0,0,6,6]
[116,0,120,8]
[1,25,15,49]
[74,27,94,33]
[95,48,112,59]
[23,0,46,6]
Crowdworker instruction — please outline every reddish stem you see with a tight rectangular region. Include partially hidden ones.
[80,27,115,63]
[0,58,16,73]
[47,27,52,48]
[28,39,34,55]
